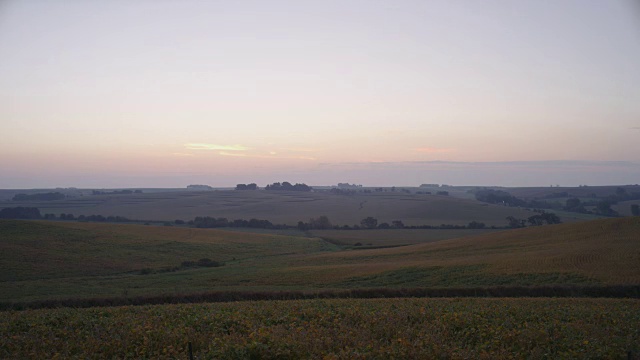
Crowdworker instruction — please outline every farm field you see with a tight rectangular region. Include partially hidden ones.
[1,216,639,304]
[2,298,639,359]
[613,200,640,217]
[505,184,640,200]
[309,228,500,248]
[1,189,558,227]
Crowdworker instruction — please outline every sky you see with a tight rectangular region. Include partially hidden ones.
[1,0,639,188]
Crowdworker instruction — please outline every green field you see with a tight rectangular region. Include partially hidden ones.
[2,216,639,303]
[2,298,639,359]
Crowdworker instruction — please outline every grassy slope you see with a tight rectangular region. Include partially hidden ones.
[1,217,639,302]
[309,228,500,248]
[0,220,334,301]
[288,216,640,287]
[1,190,540,226]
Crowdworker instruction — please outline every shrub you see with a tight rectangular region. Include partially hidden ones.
[197,258,221,267]
[181,261,196,268]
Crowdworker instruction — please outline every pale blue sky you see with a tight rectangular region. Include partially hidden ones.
[1,1,639,187]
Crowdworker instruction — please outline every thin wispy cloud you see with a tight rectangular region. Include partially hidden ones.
[219,151,249,157]
[631,127,640,130]
[414,147,454,153]
[184,143,250,151]
[172,152,195,157]
[280,147,320,153]
[318,160,640,168]
[218,151,315,160]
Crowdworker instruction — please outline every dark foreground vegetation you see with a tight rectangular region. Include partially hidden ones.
[3,298,638,359]
[3,285,640,311]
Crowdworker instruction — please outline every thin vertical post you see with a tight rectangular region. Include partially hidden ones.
[188,341,194,360]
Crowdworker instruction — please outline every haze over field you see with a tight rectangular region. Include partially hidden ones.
[1,1,639,188]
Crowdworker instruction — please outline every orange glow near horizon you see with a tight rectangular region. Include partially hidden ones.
[0,1,638,187]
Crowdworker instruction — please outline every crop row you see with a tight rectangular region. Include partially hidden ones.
[2,298,639,359]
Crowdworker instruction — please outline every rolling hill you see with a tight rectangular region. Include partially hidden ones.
[1,216,638,303]
[1,189,589,227]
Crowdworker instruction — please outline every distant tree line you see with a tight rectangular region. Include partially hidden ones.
[78,215,133,222]
[235,183,258,190]
[1,207,565,231]
[505,211,561,228]
[0,207,42,219]
[187,184,213,190]
[232,182,312,192]
[265,182,312,192]
[12,192,65,201]
[474,189,526,207]
[336,183,362,188]
[330,188,357,196]
[559,187,640,217]
[190,216,285,229]
[91,190,142,195]
[0,207,136,223]
[0,207,514,230]
[297,216,332,231]
[0,207,493,230]
[474,187,640,218]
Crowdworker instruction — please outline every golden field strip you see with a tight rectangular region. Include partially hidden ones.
[2,298,639,359]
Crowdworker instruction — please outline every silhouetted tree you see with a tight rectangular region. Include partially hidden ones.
[196,258,221,267]
[297,221,310,231]
[235,183,258,190]
[540,212,561,224]
[391,220,405,229]
[476,189,526,207]
[506,216,525,228]
[265,182,311,192]
[631,204,640,216]
[193,216,229,228]
[0,207,42,219]
[309,216,332,230]
[232,219,249,227]
[467,221,486,229]
[12,192,65,201]
[564,198,587,213]
[595,200,618,216]
[360,217,378,229]
[527,215,545,226]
